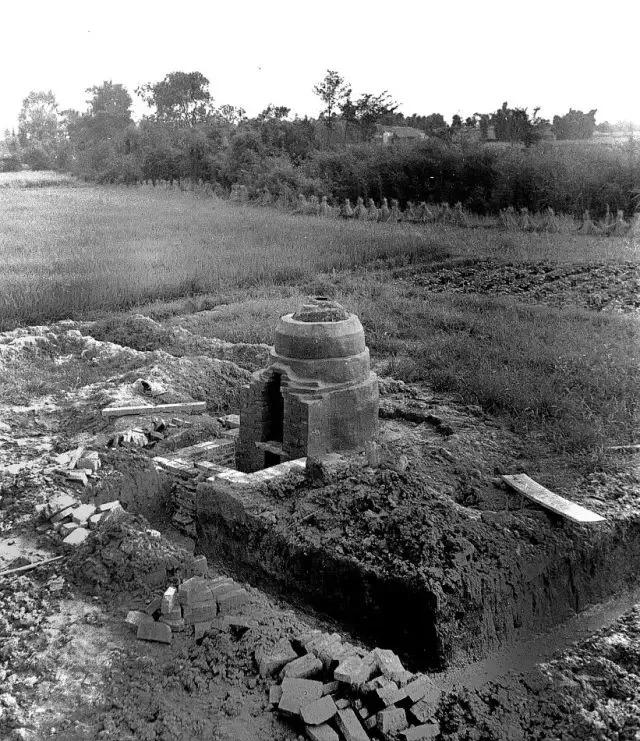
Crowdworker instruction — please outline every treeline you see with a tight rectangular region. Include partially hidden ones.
[3,71,639,217]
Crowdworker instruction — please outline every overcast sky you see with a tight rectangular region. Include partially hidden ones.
[1,0,637,133]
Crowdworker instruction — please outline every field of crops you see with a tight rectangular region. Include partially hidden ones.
[1,180,638,460]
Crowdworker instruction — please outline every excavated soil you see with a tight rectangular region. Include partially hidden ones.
[400,260,640,312]
[1,316,640,739]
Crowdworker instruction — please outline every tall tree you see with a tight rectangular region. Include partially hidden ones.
[313,70,351,124]
[136,72,213,125]
[552,109,597,140]
[17,90,61,148]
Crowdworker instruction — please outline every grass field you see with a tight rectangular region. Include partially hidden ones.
[1,182,638,462]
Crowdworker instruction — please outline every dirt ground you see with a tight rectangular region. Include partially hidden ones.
[1,313,639,739]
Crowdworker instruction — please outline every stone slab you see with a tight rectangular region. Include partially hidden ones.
[102,401,206,418]
[281,653,323,680]
[278,678,323,716]
[62,527,90,546]
[305,723,339,741]
[335,707,370,741]
[137,620,172,644]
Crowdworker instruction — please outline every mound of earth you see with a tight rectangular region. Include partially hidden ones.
[67,512,196,595]
[406,260,640,311]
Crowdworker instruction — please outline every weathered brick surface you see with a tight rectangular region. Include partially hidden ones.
[256,638,298,677]
[335,708,370,741]
[377,706,408,735]
[278,678,323,716]
[400,722,440,740]
[305,723,339,741]
[300,695,338,725]
[216,588,249,614]
[335,653,376,686]
[136,620,172,644]
[62,527,90,546]
[281,653,323,680]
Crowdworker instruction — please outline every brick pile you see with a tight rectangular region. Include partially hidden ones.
[258,631,441,740]
[125,570,252,644]
[35,492,123,547]
[52,446,102,487]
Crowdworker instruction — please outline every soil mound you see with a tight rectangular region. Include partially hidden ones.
[67,512,195,594]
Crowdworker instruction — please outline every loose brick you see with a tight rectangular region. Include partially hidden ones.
[377,706,408,735]
[305,723,339,741]
[268,684,283,707]
[405,675,437,704]
[145,595,162,616]
[59,522,77,537]
[373,648,412,685]
[97,500,122,512]
[375,681,406,708]
[88,513,104,529]
[278,678,323,716]
[136,620,172,644]
[47,493,78,516]
[322,680,340,696]
[192,555,207,575]
[161,586,178,615]
[408,691,442,725]
[125,610,154,630]
[400,722,440,740]
[71,503,96,525]
[281,653,323,680]
[334,653,376,686]
[182,603,217,624]
[216,588,249,614]
[50,505,76,523]
[256,639,297,677]
[335,708,370,741]
[300,695,338,725]
[193,621,212,640]
[62,527,90,546]
[335,698,350,710]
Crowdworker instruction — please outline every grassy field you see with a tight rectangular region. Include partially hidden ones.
[1,182,638,461]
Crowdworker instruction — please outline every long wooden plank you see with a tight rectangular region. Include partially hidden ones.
[502,474,605,524]
[102,401,206,418]
[0,555,65,578]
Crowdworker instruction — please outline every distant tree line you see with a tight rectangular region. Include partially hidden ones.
[3,70,639,217]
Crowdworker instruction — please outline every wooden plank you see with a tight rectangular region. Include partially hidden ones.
[502,474,605,524]
[607,444,640,453]
[102,401,206,418]
[0,555,65,578]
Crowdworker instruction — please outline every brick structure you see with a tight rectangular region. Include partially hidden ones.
[237,298,378,472]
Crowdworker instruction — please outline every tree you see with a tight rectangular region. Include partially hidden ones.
[552,109,597,140]
[17,90,61,148]
[313,70,351,123]
[137,72,214,125]
[83,81,132,140]
[352,91,398,140]
[257,105,291,121]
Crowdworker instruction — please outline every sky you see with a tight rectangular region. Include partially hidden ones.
[0,0,638,133]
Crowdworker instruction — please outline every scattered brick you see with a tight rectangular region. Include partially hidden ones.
[408,690,442,725]
[125,610,154,630]
[67,470,88,486]
[335,653,376,686]
[145,595,162,615]
[256,639,298,677]
[71,503,96,525]
[305,723,339,741]
[404,675,436,704]
[335,698,350,710]
[97,500,122,512]
[377,706,408,735]
[47,494,78,517]
[281,653,323,680]
[62,527,90,546]
[51,505,76,523]
[137,620,172,644]
[376,681,406,707]
[88,513,104,529]
[278,678,323,716]
[400,722,440,740]
[59,522,77,537]
[322,680,340,696]
[161,586,177,614]
[373,648,412,684]
[300,695,338,725]
[335,707,370,741]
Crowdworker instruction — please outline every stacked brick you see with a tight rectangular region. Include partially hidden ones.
[126,571,251,643]
[153,436,237,536]
[258,630,441,740]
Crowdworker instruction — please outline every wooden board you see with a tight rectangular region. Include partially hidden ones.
[502,474,605,524]
[102,402,206,418]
